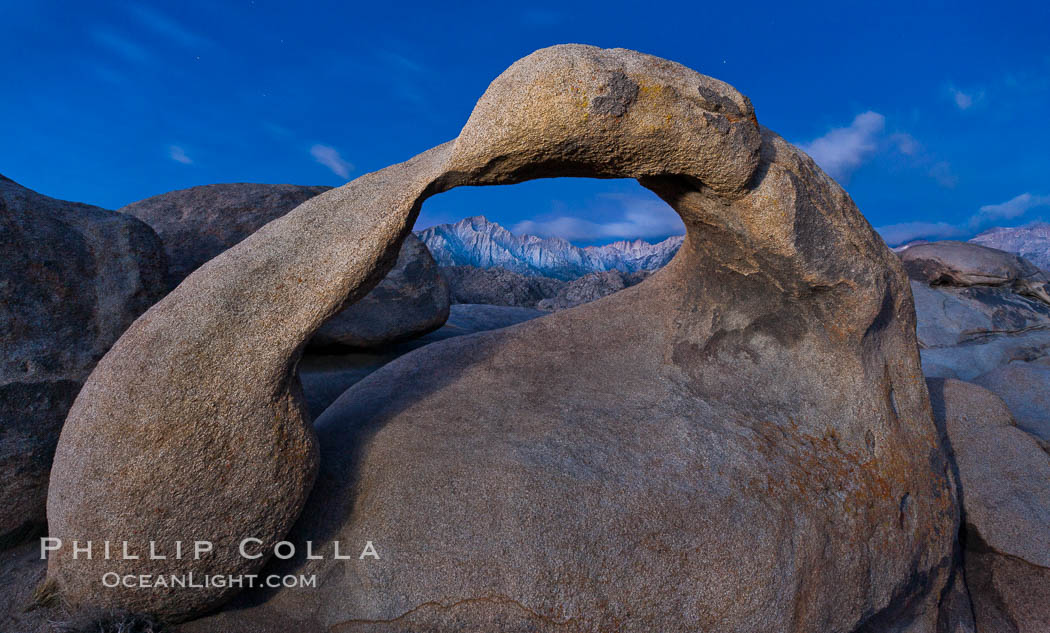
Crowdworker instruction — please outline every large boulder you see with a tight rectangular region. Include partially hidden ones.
[0,174,167,549]
[309,234,449,349]
[120,183,331,285]
[900,240,1050,304]
[49,44,957,631]
[972,361,1050,448]
[929,378,1050,632]
[122,183,450,348]
[902,242,1050,380]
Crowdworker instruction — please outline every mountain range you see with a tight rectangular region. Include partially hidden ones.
[418,216,1050,280]
[416,216,683,280]
[969,222,1050,270]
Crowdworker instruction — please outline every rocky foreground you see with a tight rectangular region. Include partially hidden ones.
[1,45,1049,633]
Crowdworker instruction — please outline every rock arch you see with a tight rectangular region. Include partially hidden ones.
[48,45,956,630]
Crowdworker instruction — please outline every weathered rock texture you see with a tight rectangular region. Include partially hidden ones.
[536,269,650,310]
[123,183,450,349]
[120,183,331,286]
[929,378,1050,633]
[902,242,1050,380]
[50,45,956,630]
[900,241,1050,304]
[440,265,564,307]
[972,361,1050,449]
[309,234,449,348]
[0,174,166,549]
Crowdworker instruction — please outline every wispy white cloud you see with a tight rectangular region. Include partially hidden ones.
[876,192,1050,245]
[511,197,684,242]
[947,84,985,110]
[310,144,352,179]
[128,5,210,49]
[875,221,966,246]
[91,28,152,65]
[378,51,425,73]
[168,145,193,164]
[797,111,885,180]
[929,161,957,188]
[971,193,1050,227]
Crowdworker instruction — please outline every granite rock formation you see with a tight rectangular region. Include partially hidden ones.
[120,183,331,286]
[902,242,1050,380]
[0,174,166,549]
[308,234,449,349]
[122,183,450,349]
[49,44,956,631]
[929,378,1050,633]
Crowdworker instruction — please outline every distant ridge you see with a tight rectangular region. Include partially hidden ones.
[969,222,1050,270]
[416,216,683,280]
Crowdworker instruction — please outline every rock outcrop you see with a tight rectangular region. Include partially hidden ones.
[902,242,1050,380]
[536,269,649,310]
[308,234,449,349]
[0,175,167,549]
[300,304,544,418]
[440,265,563,307]
[122,183,450,348]
[929,378,1050,633]
[419,215,682,280]
[972,360,1050,448]
[901,241,1050,304]
[120,183,331,286]
[49,44,956,631]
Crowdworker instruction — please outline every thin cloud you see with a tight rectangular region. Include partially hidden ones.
[378,51,425,73]
[91,28,152,65]
[511,198,684,242]
[929,162,958,188]
[970,193,1050,228]
[168,145,193,164]
[128,5,210,49]
[876,192,1050,245]
[797,111,885,180]
[947,84,985,110]
[310,144,353,179]
[875,222,966,246]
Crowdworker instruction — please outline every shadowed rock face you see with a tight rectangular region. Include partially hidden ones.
[901,241,1050,380]
[928,379,1050,633]
[0,175,167,549]
[48,45,956,630]
[122,183,451,349]
[900,240,1050,305]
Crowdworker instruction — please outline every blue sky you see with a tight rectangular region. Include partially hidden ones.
[2,1,1048,245]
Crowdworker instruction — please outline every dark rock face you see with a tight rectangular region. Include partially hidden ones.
[441,265,649,310]
[309,234,449,349]
[50,45,955,631]
[536,269,650,310]
[120,183,332,286]
[0,174,167,548]
[122,183,450,349]
[972,361,1050,449]
[929,378,1050,633]
[300,304,544,418]
[900,241,1050,304]
[901,241,1050,380]
[441,265,564,307]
